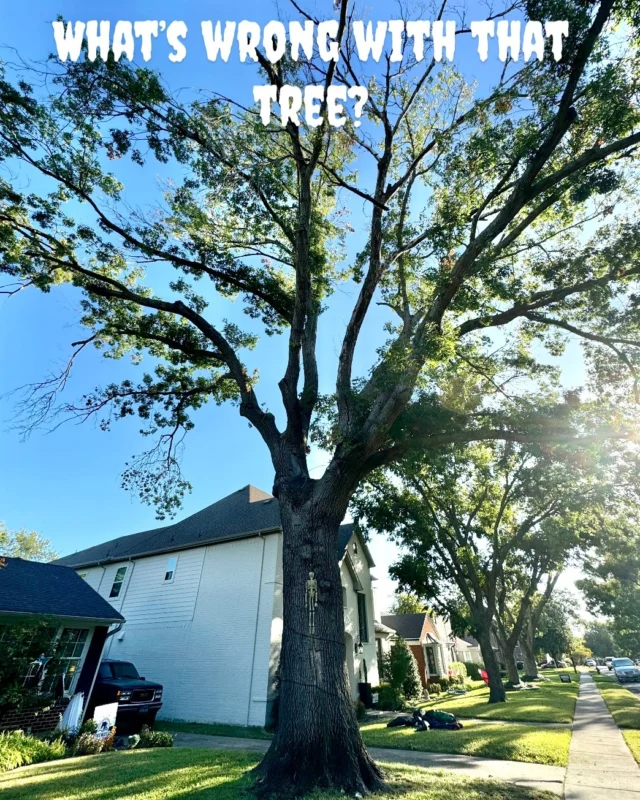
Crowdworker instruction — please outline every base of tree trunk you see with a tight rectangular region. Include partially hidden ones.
[522,674,542,682]
[254,737,387,798]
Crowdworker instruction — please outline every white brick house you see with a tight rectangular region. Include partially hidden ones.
[56,485,380,727]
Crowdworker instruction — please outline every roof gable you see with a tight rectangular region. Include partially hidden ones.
[0,558,124,623]
[381,612,440,643]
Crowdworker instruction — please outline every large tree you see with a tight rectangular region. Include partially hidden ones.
[354,436,612,700]
[578,523,640,657]
[584,621,618,658]
[2,0,640,793]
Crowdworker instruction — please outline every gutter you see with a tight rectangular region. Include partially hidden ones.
[0,610,124,625]
[60,526,283,570]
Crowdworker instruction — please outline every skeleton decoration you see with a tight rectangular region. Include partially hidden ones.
[305,571,318,635]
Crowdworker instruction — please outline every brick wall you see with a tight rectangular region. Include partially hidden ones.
[0,698,69,734]
[410,644,428,688]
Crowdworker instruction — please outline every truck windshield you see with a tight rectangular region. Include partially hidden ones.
[104,662,140,679]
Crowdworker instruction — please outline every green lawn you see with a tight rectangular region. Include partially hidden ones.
[0,748,559,799]
[360,720,570,766]
[158,720,273,740]
[623,731,640,765]
[417,672,579,724]
[157,716,568,766]
[591,674,640,729]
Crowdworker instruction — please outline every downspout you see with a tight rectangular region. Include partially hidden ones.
[106,559,134,658]
[246,532,267,727]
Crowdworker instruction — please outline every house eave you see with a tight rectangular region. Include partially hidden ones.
[0,610,124,625]
[61,525,284,570]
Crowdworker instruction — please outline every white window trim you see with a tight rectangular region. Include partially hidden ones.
[109,566,128,599]
[164,555,178,583]
[45,625,94,697]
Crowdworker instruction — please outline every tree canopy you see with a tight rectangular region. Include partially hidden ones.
[1,0,640,518]
[0,523,57,562]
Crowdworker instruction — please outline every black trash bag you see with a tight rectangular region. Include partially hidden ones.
[424,709,462,730]
[387,715,413,728]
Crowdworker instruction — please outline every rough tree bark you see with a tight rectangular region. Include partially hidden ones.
[255,482,385,797]
[494,628,522,686]
[474,624,506,704]
[521,614,540,681]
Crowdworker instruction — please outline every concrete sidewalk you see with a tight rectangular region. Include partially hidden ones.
[173,730,566,795]
[564,672,640,799]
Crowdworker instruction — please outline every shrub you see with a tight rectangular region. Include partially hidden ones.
[72,732,104,756]
[385,638,422,702]
[426,680,441,695]
[139,726,174,748]
[354,701,367,721]
[374,683,404,711]
[449,662,468,682]
[0,730,67,773]
[465,662,484,681]
[80,719,98,735]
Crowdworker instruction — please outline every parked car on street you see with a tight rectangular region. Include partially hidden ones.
[585,659,596,667]
[612,658,640,684]
[86,659,163,734]
[605,656,615,670]
[539,661,557,669]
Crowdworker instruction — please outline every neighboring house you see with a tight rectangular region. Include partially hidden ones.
[381,613,454,687]
[452,635,483,665]
[55,485,380,727]
[0,557,124,732]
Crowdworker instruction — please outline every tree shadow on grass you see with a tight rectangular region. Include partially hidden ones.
[0,749,261,800]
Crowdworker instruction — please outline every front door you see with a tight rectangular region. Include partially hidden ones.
[425,645,438,677]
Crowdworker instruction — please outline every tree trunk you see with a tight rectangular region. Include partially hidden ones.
[476,629,506,703]
[255,490,385,798]
[521,629,539,681]
[494,628,521,687]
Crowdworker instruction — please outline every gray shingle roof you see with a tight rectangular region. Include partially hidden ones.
[381,613,432,642]
[0,557,124,623]
[55,485,362,569]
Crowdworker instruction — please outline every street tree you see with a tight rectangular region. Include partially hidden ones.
[2,0,640,793]
[520,576,561,679]
[583,621,618,658]
[578,523,640,657]
[354,436,612,700]
[535,592,577,663]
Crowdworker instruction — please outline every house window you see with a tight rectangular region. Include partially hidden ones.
[164,556,178,583]
[57,628,89,692]
[425,646,437,676]
[357,593,369,643]
[109,566,127,598]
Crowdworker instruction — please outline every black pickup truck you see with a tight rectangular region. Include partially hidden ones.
[87,659,163,735]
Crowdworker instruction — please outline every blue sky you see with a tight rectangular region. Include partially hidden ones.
[0,1,587,611]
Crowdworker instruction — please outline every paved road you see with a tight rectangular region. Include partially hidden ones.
[564,673,640,800]
[173,731,566,795]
